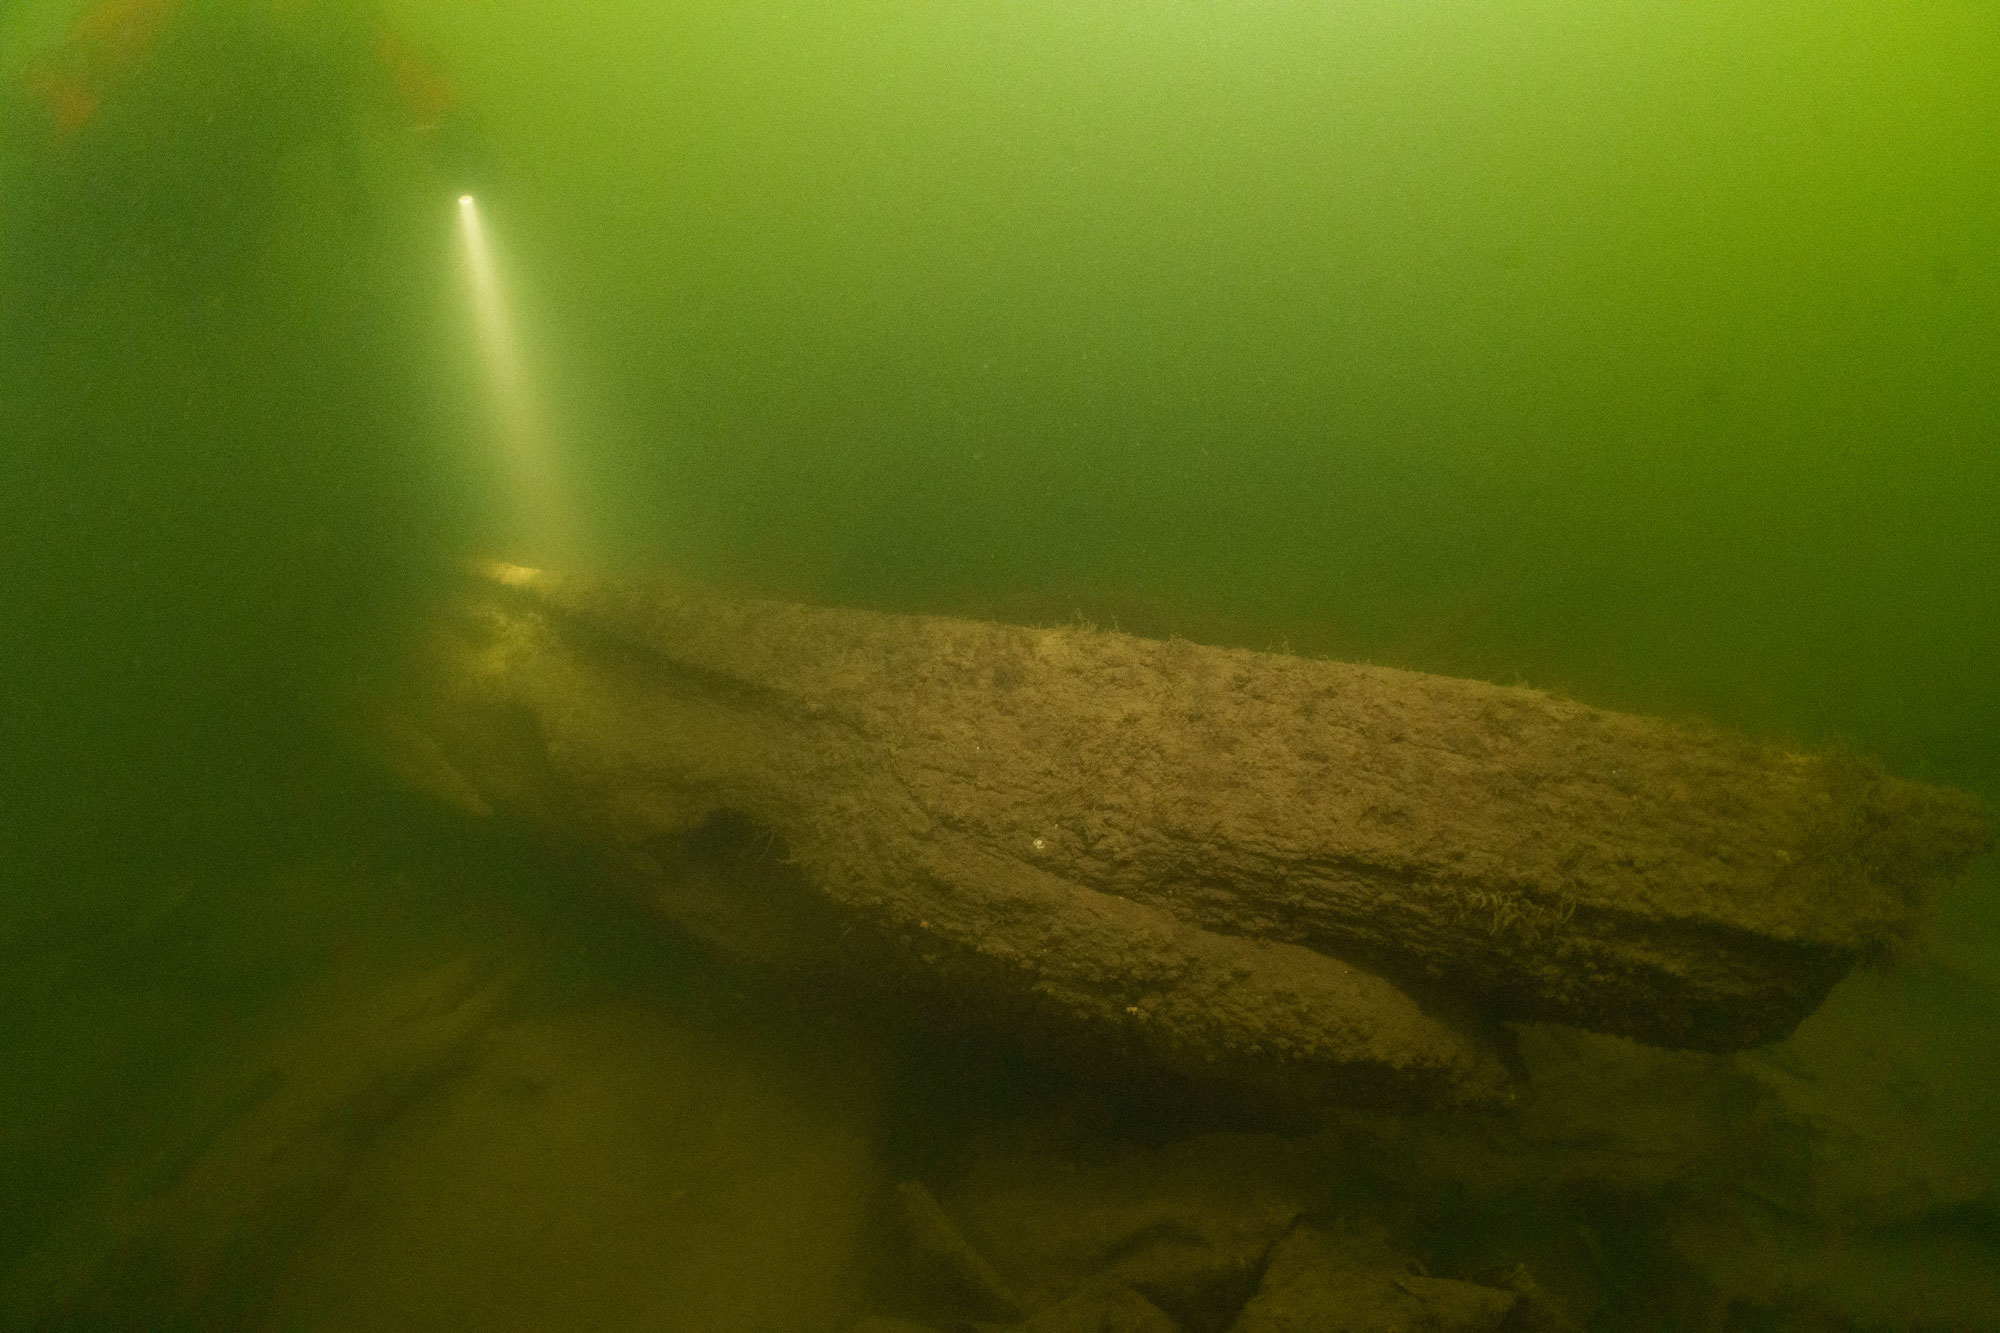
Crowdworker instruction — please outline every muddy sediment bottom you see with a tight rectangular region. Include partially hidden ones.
[4,827,1997,1333]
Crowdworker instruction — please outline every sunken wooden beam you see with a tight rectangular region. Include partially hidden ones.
[393,564,1989,1111]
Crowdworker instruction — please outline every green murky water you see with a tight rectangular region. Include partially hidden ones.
[3,1,1996,1328]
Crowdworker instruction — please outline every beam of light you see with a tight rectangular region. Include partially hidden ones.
[456,193,571,561]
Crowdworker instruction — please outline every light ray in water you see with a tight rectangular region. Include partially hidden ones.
[456,193,570,560]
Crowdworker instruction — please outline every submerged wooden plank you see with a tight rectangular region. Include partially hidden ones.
[395,564,1990,1111]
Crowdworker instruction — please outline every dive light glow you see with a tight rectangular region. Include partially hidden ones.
[455,193,569,558]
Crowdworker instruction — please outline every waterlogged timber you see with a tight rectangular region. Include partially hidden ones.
[386,564,1991,1114]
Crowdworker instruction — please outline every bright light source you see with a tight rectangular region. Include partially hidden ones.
[454,194,570,560]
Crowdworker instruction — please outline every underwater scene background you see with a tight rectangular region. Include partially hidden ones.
[2,0,1996,1328]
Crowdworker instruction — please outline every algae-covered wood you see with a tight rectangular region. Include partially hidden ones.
[395,564,1990,1111]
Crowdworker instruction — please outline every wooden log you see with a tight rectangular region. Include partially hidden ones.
[397,565,1989,1111]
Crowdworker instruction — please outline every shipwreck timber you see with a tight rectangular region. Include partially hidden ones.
[388,564,1991,1114]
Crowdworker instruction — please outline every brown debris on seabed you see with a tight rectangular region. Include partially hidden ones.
[385,563,1992,1117]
